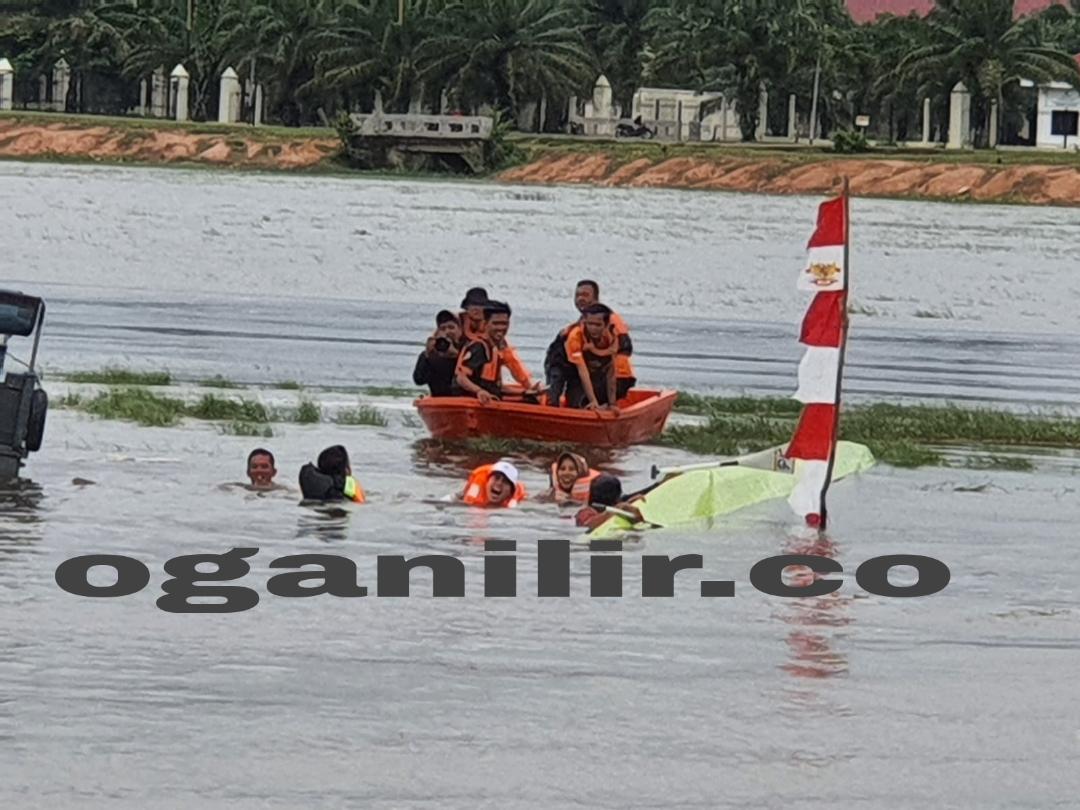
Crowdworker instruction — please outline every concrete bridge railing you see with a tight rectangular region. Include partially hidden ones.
[348,112,492,139]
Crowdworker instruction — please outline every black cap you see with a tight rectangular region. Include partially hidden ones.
[461,287,489,308]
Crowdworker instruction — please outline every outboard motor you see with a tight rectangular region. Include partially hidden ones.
[0,291,47,479]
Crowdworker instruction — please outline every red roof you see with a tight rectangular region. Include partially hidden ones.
[847,0,1063,22]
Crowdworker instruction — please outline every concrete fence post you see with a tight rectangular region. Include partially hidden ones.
[170,63,189,122]
[989,100,999,148]
[151,66,166,117]
[0,58,13,111]
[756,84,768,141]
[921,97,931,144]
[254,84,264,125]
[947,81,971,149]
[217,66,241,123]
[787,93,797,141]
[52,57,70,112]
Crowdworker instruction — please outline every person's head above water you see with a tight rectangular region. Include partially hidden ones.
[486,460,519,505]
[316,445,351,478]
[483,300,512,343]
[575,279,600,312]
[436,309,462,343]
[461,287,489,322]
[554,451,588,493]
[589,473,623,506]
[247,447,277,489]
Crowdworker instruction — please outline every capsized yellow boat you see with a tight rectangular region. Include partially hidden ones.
[587,441,876,538]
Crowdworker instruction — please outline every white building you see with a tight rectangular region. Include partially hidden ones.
[1021,56,1080,149]
[631,87,741,142]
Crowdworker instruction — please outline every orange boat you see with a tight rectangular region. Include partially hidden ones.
[414,388,678,446]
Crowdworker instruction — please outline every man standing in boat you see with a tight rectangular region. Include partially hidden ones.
[564,303,620,412]
[413,310,464,397]
[453,300,543,404]
[545,280,636,406]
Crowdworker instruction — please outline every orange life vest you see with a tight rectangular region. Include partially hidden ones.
[549,461,601,504]
[455,338,533,394]
[460,312,486,343]
[462,464,526,508]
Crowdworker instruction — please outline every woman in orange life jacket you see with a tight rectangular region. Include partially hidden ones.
[458,287,489,344]
[461,460,527,508]
[546,451,601,504]
[453,300,543,405]
[563,303,621,413]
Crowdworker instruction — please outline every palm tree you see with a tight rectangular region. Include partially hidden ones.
[224,0,342,125]
[121,0,245,120]
[311,0,446,115]
[418,0,596,123]
[896,0,1080,144]
[644,0,796,140]
[583,0,656,115]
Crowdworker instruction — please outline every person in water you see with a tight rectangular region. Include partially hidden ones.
[575,473,644,529]
[453,300,542,404]
[413,310,464,397]
[545,279,636,405]
[246,447,278,490]
[461,460,526,508]
[547,451,600,504]
[458,287,490,344]
[299,444,366,503]
[564,303,620,411]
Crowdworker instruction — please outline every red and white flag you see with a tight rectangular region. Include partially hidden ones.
[786,195,849,524]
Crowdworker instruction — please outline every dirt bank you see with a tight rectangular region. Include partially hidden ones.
[498,152,1080,205]
[0,117,339,169]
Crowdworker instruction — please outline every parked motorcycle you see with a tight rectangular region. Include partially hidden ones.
[615,118,656,139]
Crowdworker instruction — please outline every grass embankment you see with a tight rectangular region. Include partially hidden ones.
[512,135,1080,169]
[667,394,1080,470]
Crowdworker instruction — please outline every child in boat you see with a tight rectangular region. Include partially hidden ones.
[461,460,527,508]
[575,473,644,530]
[547,451,600,504]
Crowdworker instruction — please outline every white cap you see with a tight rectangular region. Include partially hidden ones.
[490,460,519,485]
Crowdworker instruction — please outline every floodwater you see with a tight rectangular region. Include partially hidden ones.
[2,161,1079,808]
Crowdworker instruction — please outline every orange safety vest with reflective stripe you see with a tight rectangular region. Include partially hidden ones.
[548,461,601,504]
[462,464,526,508]
[561,311,635,380]
[608,311,635,380]
[455,338,534,393]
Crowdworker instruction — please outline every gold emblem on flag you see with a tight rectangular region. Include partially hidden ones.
[806,262,842,287]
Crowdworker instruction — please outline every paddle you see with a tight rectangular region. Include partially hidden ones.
[650,459,740,480]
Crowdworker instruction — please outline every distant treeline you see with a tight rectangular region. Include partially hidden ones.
[2,0,1080,143]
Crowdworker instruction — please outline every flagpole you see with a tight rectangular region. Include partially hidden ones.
[817,176,850,530]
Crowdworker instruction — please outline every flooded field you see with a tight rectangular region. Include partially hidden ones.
[2,162,1079,808]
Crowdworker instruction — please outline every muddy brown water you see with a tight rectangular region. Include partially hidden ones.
[1,162,1078,808]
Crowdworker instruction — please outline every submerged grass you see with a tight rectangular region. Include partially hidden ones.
[80,387,188,427]
[293,399,322,424]
[275,380,303,390]
[188,394,271,423]
[660,395,1080,470]
[201,375,241,389]
[220,421,274,438]
[359,385,424,398]
[336,405,388,427]
[65,367,171,386]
